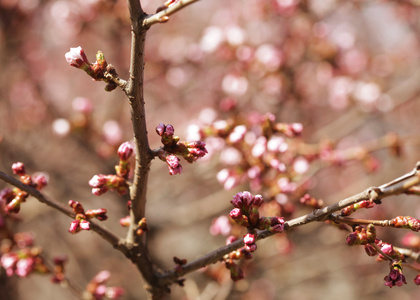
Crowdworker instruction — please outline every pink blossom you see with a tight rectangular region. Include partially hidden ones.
[210,216,232,236]
[68,219,80,234]
[229,125,247,143]
[80,220,91,230]
[12,162,26,176]
[89,174,108,188]
[65,46,90,68]
[1,253,18,276]
[15,257,35,277]
[65,46,89,68]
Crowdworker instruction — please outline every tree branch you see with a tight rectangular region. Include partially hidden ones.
[158,162,420,285]
[143,0,201,27]
[0,170,130,257]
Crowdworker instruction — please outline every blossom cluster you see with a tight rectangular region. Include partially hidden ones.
[0,162,47,213]
[85,270,125,300]
[0,232,48,278]
[68,200,108,234]
[222,191,285,280]
[155,123,207,175]
[344,224,420,288]
[88,142,133,196]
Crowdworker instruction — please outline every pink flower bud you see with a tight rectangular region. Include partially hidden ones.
[85,208,108,221]
[105,286,125,299]
[12,162,26,176]
[166,155,182,175]
[68,220,80,234]
[119,216,131,227]
[89,174,108,188]
[68,200,85,214]
[15,257,35,277]
[156,123,165,136]
[165,124,175,136]
[65,46,90,69]
[79,219,90,230]
[1,253,18,276]
[33,174,48,190]
[93,270,111,284]
[414,275,420,285]
[243,232,256,245]
[118,142,134,161]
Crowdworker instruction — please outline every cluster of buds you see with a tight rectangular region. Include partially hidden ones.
[0,162,47,213]
[191,112,307,205]
[220,236,254,281]
[85,270,125,300]
[0,247,48,278]
[135,217,149,236]
[230,191,285,234]
[346,224,376,246]
[51,255,67,283]
[155,123,208,175]
[89,141,133,196]
[65,47,119,91]
[68,200,108,234]
[392,216,420,232]
[299,194,323,209]
[384,261,407,288]
[224,190,285,281]
[340,200,376,217]
[225,260,244,282]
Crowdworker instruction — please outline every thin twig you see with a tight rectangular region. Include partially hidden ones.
[143,0,201,27]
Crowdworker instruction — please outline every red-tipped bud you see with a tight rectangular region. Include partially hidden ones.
[118,142,134,161]
[12,162,26,176]
[69,219,81,234]
[65,46,90,69]
[119,216,131,227]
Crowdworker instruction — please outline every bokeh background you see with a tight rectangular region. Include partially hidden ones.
[1,0,420,299]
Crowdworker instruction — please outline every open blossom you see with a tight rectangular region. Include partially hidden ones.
[65,46,90,69]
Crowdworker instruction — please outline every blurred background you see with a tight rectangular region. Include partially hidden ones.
[1,0,420,299]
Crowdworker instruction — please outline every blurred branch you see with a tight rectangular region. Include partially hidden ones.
[158,161,420,285]
[143,0,201,27]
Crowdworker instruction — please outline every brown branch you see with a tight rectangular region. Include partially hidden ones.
[143,0,201,27]
[158,162,420,285]
[0,170,130,257]
[329,215,392,227]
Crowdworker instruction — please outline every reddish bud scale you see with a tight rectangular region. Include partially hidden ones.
[229,208,250,227]
[392,216,420,231]
[257,216,285,232]
[340,200,375,216]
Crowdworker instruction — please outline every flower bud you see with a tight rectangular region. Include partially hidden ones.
[12,162,26,176]
[118,142,134,161]
[65,46,90,69]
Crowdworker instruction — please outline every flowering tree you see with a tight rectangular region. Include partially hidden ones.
[2,0,420,299]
